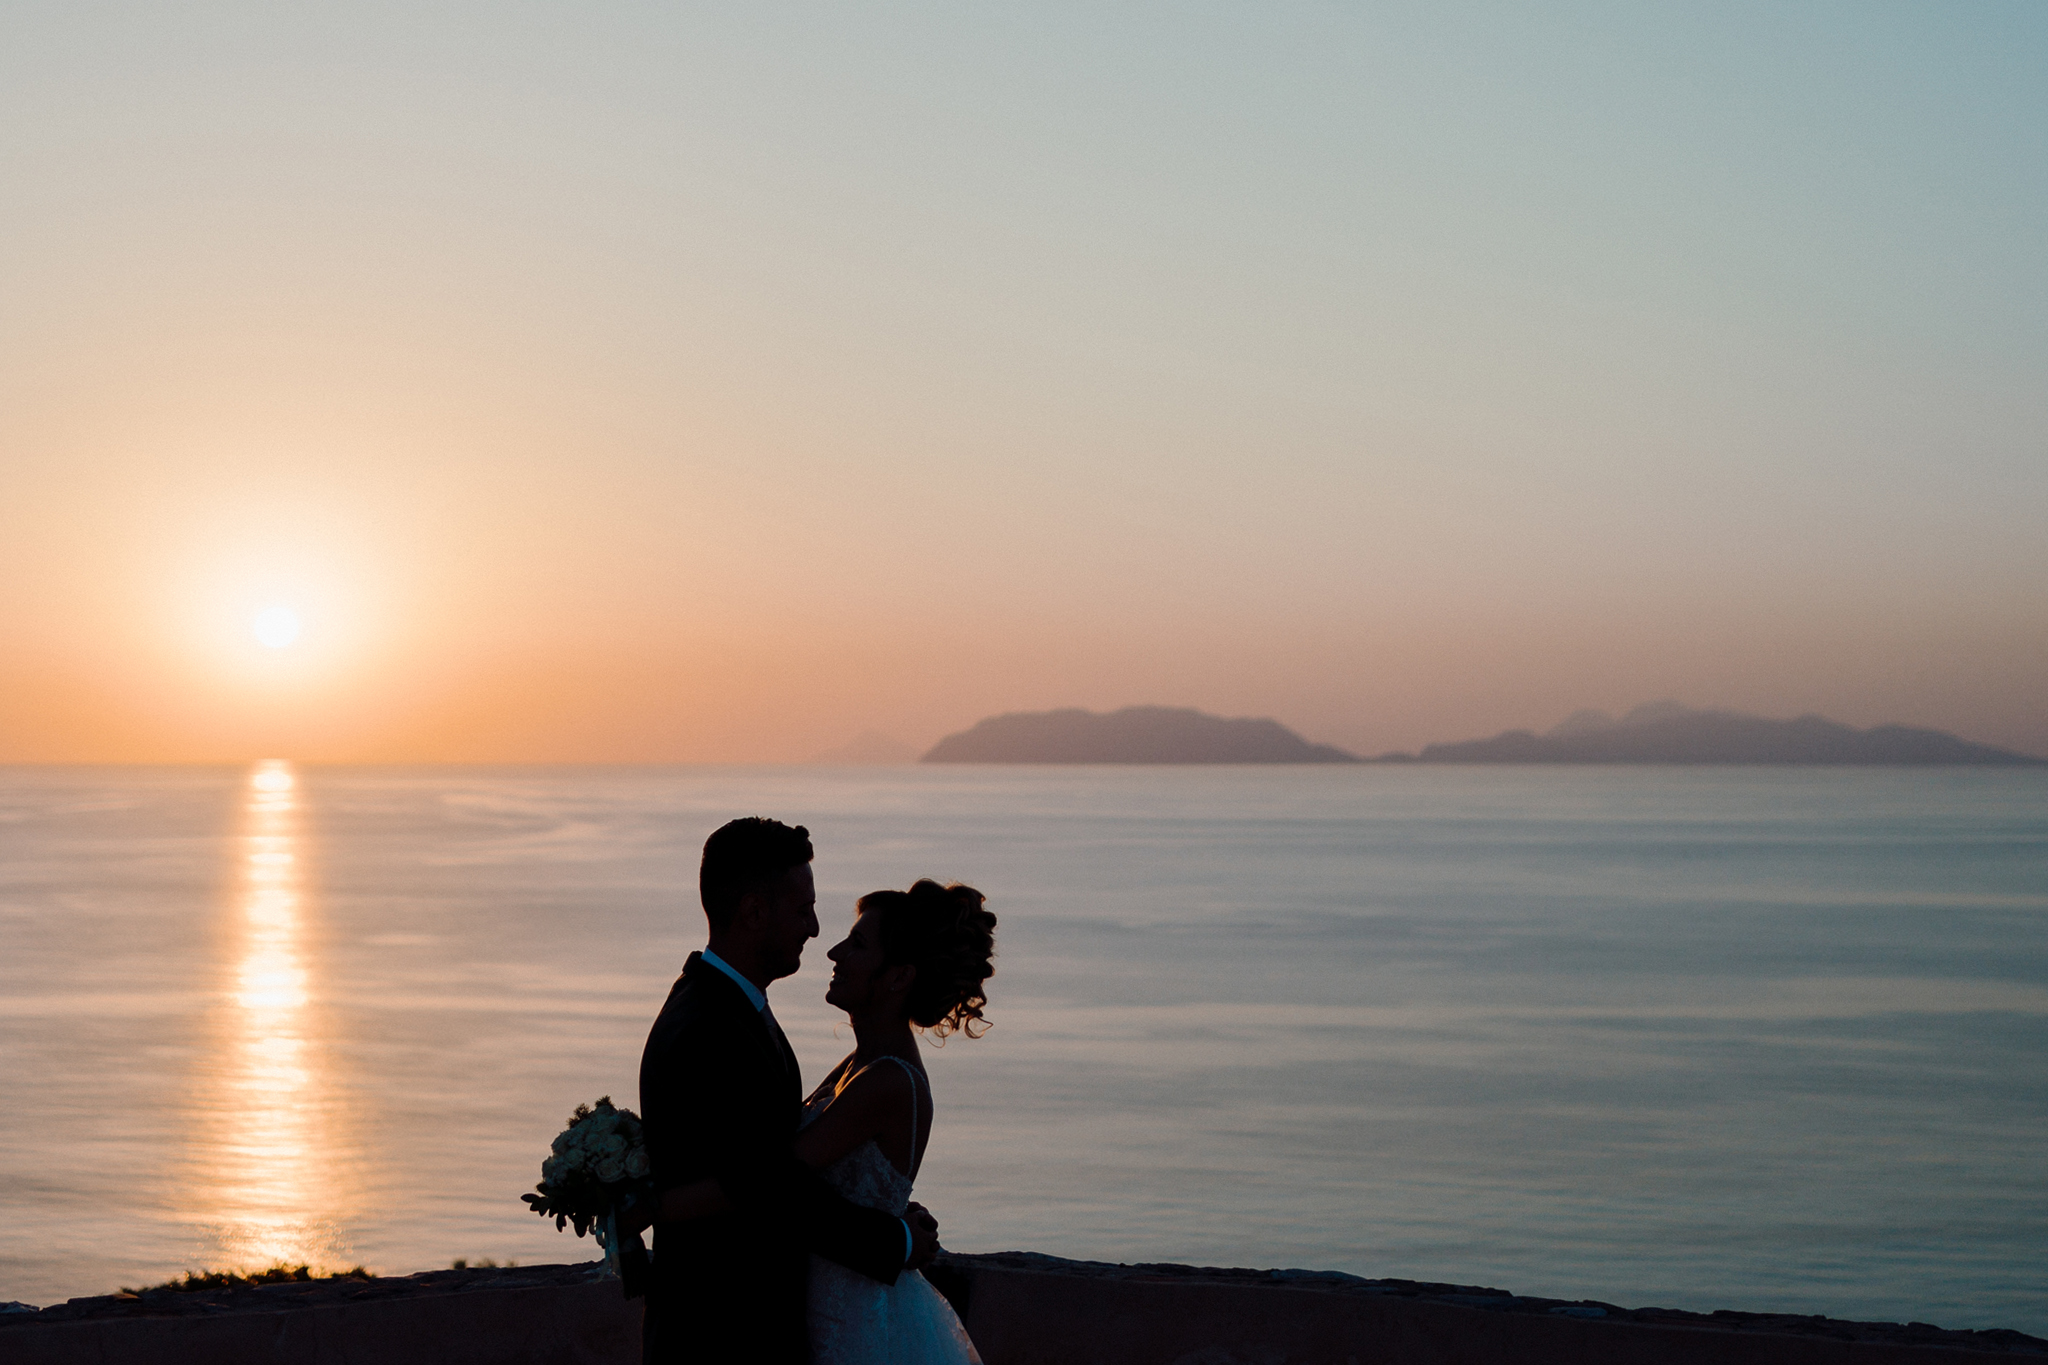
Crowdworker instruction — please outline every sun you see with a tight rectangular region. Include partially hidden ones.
[252,606,303,650]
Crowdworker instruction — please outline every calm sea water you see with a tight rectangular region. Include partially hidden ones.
[1,764,2043,1331]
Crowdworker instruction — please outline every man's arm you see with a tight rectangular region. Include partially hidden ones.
[633,1130,939,1272]
[715,1132,913,1284]
[632,1165,938,1273]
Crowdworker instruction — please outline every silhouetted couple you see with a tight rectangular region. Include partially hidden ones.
[632,817,995,1365]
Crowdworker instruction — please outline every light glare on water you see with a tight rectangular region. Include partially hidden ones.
[185,761,358,1272]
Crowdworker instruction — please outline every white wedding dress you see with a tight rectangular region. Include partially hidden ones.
[803,1056,982,1365]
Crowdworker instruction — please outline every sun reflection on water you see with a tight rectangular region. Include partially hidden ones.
[187,761,358,1270]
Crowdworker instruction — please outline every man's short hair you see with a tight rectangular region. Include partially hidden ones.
[699,817,814,931]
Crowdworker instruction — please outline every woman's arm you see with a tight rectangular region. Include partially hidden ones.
[615,1176,730,1235]
[652,1176,730,1226]
[790,1061,914,1174]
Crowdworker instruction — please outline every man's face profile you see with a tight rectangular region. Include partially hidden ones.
[754,863,818,981]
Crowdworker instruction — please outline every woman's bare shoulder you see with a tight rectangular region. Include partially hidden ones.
[809,1050,859,1096]
[840,1054,917,1106]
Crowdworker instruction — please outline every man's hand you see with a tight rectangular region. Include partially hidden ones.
[904,1201,940,1270]
[617,1193,654,1238]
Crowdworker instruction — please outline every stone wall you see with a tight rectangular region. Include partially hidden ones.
[4,1253,2040,1363]
[936,1254,2043,1364]
[0,1264,634,1365]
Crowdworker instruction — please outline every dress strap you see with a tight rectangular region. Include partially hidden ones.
[863,1054,925,1178]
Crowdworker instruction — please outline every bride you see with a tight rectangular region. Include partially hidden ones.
[797,879,993,1365]
[647,878,994,1364]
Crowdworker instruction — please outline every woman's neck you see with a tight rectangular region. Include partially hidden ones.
[848,1009,918,1062]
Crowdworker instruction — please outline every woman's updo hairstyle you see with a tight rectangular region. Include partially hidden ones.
[860,879,996,1040]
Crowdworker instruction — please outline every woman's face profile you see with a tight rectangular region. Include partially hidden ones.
[824,908,886,1012]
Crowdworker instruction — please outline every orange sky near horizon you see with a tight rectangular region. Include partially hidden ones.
[3,4,2044,763]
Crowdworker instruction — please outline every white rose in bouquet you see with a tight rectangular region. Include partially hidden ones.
[519,1096,656,1249]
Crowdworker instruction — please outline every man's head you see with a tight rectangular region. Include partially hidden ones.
[699,817,818,983]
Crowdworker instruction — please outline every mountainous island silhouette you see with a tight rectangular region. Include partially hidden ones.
[918,702,2043,765]
[921,706,1357,763]
[1394,701,2043,765]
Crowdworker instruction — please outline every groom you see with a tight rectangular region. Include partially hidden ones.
[638,817,939,1365]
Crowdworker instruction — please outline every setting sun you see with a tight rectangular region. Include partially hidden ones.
[252,607,302,650]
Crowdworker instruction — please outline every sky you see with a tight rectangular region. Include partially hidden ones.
[3,1,2044,762]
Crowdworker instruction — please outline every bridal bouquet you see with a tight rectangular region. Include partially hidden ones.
[520,1097,654,1283]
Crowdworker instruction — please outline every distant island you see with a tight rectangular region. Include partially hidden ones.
[1384,701,2045,766]
[916,701,2042,766]
[921,706,1359,764]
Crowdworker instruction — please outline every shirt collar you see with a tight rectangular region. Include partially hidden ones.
[699,948,767,1013]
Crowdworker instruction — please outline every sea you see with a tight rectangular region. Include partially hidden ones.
[1,764,2043,1332]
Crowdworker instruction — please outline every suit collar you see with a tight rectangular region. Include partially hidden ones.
[682,953,799,1083]
[697,947,768,1012]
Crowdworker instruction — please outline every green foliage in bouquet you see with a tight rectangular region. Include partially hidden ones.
[521,1096,655,1237]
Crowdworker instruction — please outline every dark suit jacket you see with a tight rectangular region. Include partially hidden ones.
[638,952,907,1365]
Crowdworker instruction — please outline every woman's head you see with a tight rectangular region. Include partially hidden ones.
[825,880,996,1039]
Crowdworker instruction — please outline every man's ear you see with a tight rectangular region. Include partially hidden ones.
[732,887,767,933]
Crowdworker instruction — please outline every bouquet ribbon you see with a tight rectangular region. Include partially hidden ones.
[596,1205,651,1300]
